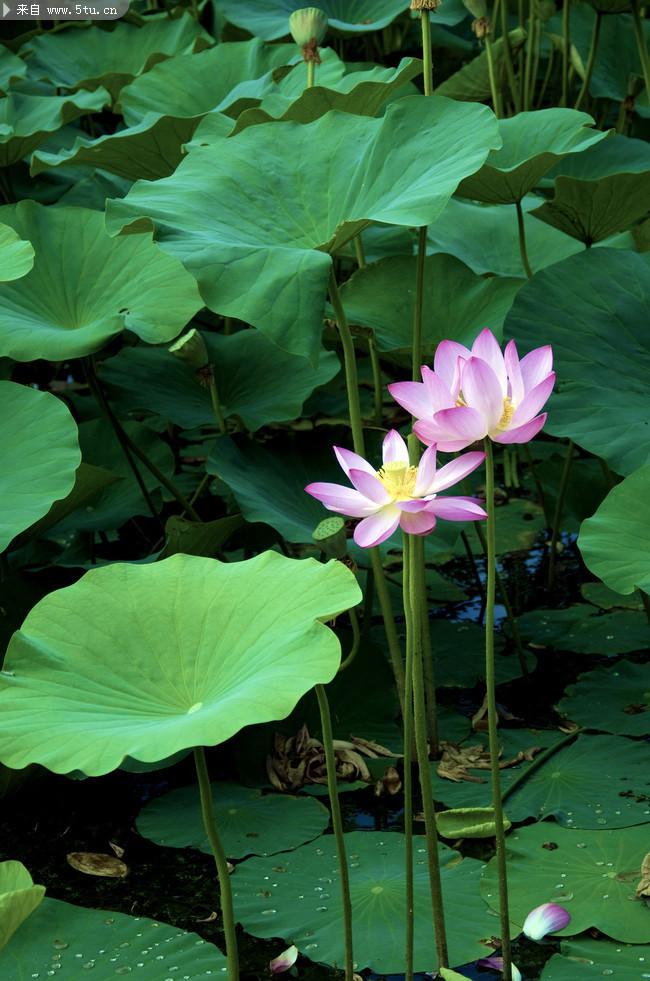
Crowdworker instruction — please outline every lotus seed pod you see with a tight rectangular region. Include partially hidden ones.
[461,0,487,17]
[471,14,492,36]
[411,0,441,9]
[288,7,328,47]
[168,328,209,369]
[313,515,348,559]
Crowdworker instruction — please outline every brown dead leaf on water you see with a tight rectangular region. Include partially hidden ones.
[437,740,541,783]
[635,852,650,898]
[375,765,401,797]
[67,852,128,878]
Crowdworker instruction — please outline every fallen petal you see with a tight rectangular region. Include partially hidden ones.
[477,956,522,981]
[269,945,298,974]
[522,902,571,940]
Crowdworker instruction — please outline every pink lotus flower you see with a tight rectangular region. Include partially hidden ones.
[522,902,571,940]
[477,956,522,980]
[388,328,554,452]
[269,945,298,974]
[305,430,486,548]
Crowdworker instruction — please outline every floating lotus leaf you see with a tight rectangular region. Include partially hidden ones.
[232,830,511,972]
[457,109,607,205]
[138,781,329,858]
[0,201,203,362]
[0,382,80,553]
[481,822,650,942]
[437,807,511,839]
[434,29,527,102]
[532,135,650,244]
[20,14,210,101]
[100,330,339,431]
[340,254,520,353]
[0,552,361,775]
[515,606,650,655]
[106,97,500,362]
[213,0,410,39]
[0,861,45,951]
[541,937,650,980]
[0,88,108,166]
[421,620,533,687]
[0,897,226,978]
[504,248,650,475]
[559,661,650,737]
[0,223,34,282]
[581,582,644,612]
[579,465,650,596]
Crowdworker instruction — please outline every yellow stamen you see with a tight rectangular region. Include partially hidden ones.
[497,396,514,431]
[376,461,418,502]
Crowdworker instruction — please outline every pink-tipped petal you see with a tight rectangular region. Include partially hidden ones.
[520,345,553,392]
[354,507,400,548]
[477,956,522,981]
[333,445,375,479]
[382,429,409,465]
[491,413,547,445]
[397,499,432,512]
[348,468,391,504]
[414,444,437,496]
[504,339,525,406]
[399,509,437,536]
[511,373,555,426]
[431,405,488,447]
[269,946,298,974]
[305,482,377,517]
[434,339,471,389]
[426,496,487,522]
[387,380,432,420]
[461,357,504,430]
[522,903,571,941]
[431,450,486,493]
[471,328,507,394]
[421,365,456,412]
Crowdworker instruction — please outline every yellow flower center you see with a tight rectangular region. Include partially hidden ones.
[497,396,514,431]
[376,461,418,502]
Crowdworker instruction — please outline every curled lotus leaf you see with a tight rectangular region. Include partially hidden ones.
[0,223,34,282]
[0,861,46,951]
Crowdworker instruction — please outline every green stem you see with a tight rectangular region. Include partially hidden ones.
[474,522,529,680]
[412,227,428,383]
[485,35,503,117]
[315,685,354,981]
[574,11,602,109]
[536,47,555,108]
[408,534,449,969]
[529,16,542,109]
[502,729,581,802]
[338,608,361,672]
[547,439,573,590]
[420,9,434,95]
[484,440,513,981]
[523,443,549,523]
[515,200,533,279]
[402,535,415,981]
[370,549,406,714]
[193,748,239,981]
[523,0,536,111]
[500,0,521,110]
[631,0,650,99]
[208,375,227,434]
[560,0,571,107]
[307,59,316,88]
[368,335,383,427]
[353,234,366,269]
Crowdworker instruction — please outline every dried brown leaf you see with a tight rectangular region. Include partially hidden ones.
[67,852,128,878]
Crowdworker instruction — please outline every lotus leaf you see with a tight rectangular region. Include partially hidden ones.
[213,0,410,39]
[434,29,527,102]
[481,822,650,942]
[0,552,361,775]
[0,48,26,94]
[0,897,226,978]
[504,248,650,474]
[542,937,650,980]
[106,97,500,362]
[0,201,203,361]
[579,464,650,596]
[515,606,650,655]
[138,781,329,858]
[581,582,644,611]
[0,223,33,282]
[0,382,80,553]
[559,660,650,737]
[436,806,511,839]
[0,861,45,951]
[0,88,108,167]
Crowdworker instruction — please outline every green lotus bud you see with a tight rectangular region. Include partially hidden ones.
[289,7,328,48]
[168,328,209,369]
[313,516,347,559]
[462,0,487,17]
[471,14,492,37]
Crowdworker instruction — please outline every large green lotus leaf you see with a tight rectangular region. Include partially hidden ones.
[581,582,644,612]
[213,0,410,39]
[434,29,527,102]
[579,465,650,596]
[0,861,45,951]
[515,606,650,656]
[106,97,500,362]
[0,552,361,775]
[419,619,534,688]
[232,831,510,971]
[138,781,329,858]
[0,382,80,553]
[20,14,211,101]
[559,660,650,737]
[0,48,27,94]
[0,223,33,282]
[0,88,108,166]
[0,201,202,362]
[426,195,632,278]
[99,330,340,431]
[0,897,226,978]
[457,109,607,205]
[504,248,650,475]
[159,514,244,560]
[340,253,520,353]
[542,938,650,980]
[481,822,650,942]
[531,136,650,244]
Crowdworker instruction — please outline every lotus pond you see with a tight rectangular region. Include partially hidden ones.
[1,2,650,980]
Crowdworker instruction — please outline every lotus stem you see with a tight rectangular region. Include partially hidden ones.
[523,443,549,522]
[483,439,513,981]
[485,35,503,118]
[536,46,555,109]
[401,534,415,981]
[631,0,650,100]
[368,335,383,426]
[193,747,239,981]
[560,0,571,106]
[353,234,366,269]
[500,0,521,111]
[574,11,602,110]
[523,0,536,111]
[547,439,574,589]
[208,374,227,434]
[315,684,354,981]
[307,60,316,89]
[515,200,533,279]
[338,608,361,672]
